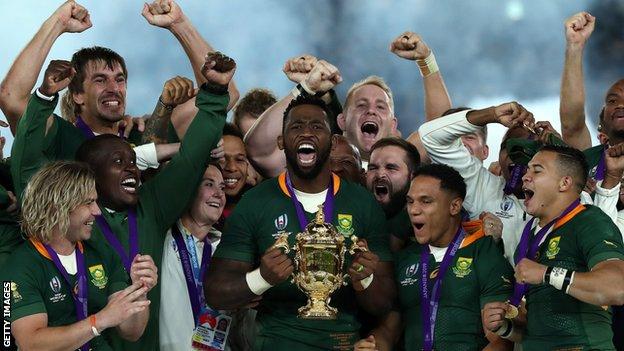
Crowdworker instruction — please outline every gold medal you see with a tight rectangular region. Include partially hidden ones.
[505,304,519,319]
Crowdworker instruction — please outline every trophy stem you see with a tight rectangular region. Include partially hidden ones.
[298,291,337,320]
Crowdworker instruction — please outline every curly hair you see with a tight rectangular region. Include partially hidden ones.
[232,88,277,129]
[21,161,96,242]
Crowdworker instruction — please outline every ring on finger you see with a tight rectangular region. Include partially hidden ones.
[356,264,365,273]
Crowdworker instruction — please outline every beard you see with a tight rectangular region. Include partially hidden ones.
[382,181,410,218]
[285,145,331,180]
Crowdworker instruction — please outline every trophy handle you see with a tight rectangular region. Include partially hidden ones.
[349,235,368,255]
[271,233,291,254]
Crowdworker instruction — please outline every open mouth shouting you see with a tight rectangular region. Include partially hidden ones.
[360,121,379,141]
[120,176,138,194]
[522,186,535,208]
[297,142,318,167]
[372,179,391,203]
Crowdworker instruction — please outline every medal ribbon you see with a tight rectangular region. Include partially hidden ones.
[171,224,212,326]
[43,242,90,351]
[284,173,335,231]
[95,207,139,273]
[509,199,582,306]
[420,226,465,351]
[75,115,126,140]
[595,146,607,181]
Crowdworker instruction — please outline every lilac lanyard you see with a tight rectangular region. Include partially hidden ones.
[503,135,535,195]
[75,116,126,140]
[43,243,90,351]
[595,146,607,181]
[420,226,465,351]
[284,173,335,231]
[509,199,581,306]
[171,224,212,326]
[95,207,138,273]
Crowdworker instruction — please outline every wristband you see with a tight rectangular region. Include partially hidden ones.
[89,315,100,336]
[360,273,374,290]
[245,268,273,295]
[415,52,439,77]
[157,97,174,111]
[563,271,575,294]
[547,267,568,291]
[543,266,554,284]
[494,319,513,338]
[36,88,56,101]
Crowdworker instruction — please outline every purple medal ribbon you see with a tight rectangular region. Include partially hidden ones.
[284,173,335,231]
[75,115,126,140]
[171,224,212,326]
[95,207,139,273]
[509,199,581,306]
[43,243,90,351]
[420,226,465,351]
[503,164,527,195]
[595,146,607,181]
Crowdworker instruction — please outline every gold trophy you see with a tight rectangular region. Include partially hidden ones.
[272,205,366,320]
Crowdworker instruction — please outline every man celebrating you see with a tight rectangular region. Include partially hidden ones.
[205,95,394,350]
[3,161,155,351]
[501,145,624,349]
[355,164,513,351]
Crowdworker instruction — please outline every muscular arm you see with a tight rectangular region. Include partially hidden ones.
[243,94,292,178]
[204,258,258,310]
[423,70,451,121]
[559,44,591,150]
[567,259,624,306]
[355,261,395,316]
[12,313,95,351]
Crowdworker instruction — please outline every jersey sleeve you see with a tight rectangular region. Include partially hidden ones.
[138,86,228,236]
[7,258,47,322]
[476,237,514,307]
[212,196,258,263]
[577,209,624,269]
[418,111,506,219]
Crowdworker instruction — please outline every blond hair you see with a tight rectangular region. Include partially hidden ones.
[344,75,395,113]
[60,90,77,123]
[21,161,96,242]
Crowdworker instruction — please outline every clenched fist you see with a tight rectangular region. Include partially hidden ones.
[565,11,595,48]
[201,52,236,87]
[283,55,318,84]
[142,0,184,28]
[514,258,547,285]
[160,76,197,107]
[259,247,294,286]
[52,0,92,33]
[301,60,342,95]
[494,102,534,130]
[39,60,76,97]
[389,31,431,60]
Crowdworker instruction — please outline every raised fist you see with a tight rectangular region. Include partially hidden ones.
[52,0,92,33]
[160,76,197,107]
[141,0,184,29]
[201,52,236,86]
[301,60,342,95]
[259,247,293,286]
[605,142,624,182]
[494,102,534,130]
[40,60,76,97]
[565,11,595,47]
[480,212,503,242]
[283,55,318,84]
[389,31,431,60]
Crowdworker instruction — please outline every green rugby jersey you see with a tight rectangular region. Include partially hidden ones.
[584,145,603,181]
[2,239,128,350]
[394,223,513,351]
[11,92,142,198]
[388,207,414,243]
[516,205,624,350]
[213,173,392,351]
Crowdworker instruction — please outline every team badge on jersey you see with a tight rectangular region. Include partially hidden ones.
[452,257,473,278]
[337,214,354,237]
[274,214,288,231]
[10,282,22,302]
[49,276,67,303]
[400,263,420,286]
[495,196,515,219]
[89,264,108,289]
[546,236,561,259]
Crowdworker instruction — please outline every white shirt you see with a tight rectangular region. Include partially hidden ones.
[159,220,223,351]
[293,188,328,213]
[58,250,77,275]
[585,181,624,241]
[429,245,447,263]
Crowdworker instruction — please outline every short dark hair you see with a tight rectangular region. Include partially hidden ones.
[75,134,129,169]
[223,123,244,140]
[370,137,421,175]
[69,46,127,114]
[413,164,466,200]
[538,144,588,193]
[233,88,277,128]
[282,95,333,132]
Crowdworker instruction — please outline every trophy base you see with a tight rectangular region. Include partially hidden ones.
[297,300,338,320]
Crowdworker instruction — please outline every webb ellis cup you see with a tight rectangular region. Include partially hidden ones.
[272,205,365,319]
